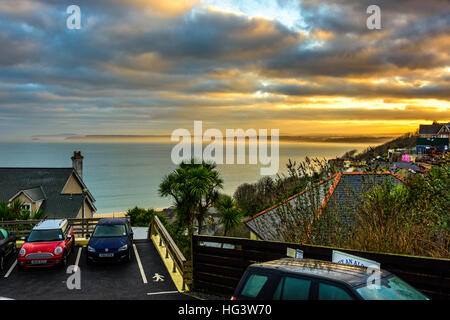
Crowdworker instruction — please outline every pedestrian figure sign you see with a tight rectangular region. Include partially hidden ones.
[153,273,164,282]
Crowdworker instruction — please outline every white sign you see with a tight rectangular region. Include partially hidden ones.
[287,248,303,259]
[332,250,380,269]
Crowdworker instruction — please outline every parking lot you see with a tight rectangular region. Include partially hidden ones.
[0,240,196,300]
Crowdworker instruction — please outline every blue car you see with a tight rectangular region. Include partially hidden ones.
[86,218,133,264]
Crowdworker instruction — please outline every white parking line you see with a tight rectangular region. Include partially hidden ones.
[147,291,179,296]
[74,247,82,272]
[4,259,17,278]
[133,244,148,284]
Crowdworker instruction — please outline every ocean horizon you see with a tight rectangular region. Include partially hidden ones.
[0,141,370,214]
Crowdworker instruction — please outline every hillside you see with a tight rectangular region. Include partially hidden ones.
[352,132,417,161]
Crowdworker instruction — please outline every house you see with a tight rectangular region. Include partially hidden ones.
[418,123,450,138]
[243,172,404,242]
[389,162,424,177]
[0,152,96,219]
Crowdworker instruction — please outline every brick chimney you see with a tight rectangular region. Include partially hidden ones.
[71,151,84,179]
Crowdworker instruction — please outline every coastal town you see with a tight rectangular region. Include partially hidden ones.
[0,0,449,307]
[0,122,448,300]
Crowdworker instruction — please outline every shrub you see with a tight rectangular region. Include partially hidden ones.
[126,206,167,227]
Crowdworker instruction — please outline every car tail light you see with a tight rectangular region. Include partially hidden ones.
[230,296,237,300]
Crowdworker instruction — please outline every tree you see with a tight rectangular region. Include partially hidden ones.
[216,195,242,237]
[158,159,223,239]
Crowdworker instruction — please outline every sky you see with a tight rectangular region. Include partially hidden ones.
[0,0,449,141]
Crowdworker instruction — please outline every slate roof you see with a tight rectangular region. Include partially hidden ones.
[243,172,405,241]
[389,162,422,172]
[0,168,96,219]
[9,186,46,202]
[419,124,443,135]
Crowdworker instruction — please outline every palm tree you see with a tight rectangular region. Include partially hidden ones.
[159,159,223,238]
[195,162,223,234]
[216,195,242,237]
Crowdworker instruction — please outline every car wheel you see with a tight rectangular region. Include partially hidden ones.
[61,251,68,268]
[124,249,131,263]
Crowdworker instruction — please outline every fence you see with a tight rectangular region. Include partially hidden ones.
[148,215,192,290]
[0,218,116,238]
[192,235,450,300]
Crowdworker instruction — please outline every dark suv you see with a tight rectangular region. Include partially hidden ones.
[232,258,429,300]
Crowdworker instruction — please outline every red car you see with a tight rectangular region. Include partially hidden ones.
[18,219,74,269]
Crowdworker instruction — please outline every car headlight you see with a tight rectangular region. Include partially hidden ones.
[87,246,95,253]
[19,248,26,257]
[118,244,128,251]
[54,247,63,256]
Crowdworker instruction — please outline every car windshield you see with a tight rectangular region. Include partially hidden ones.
[92,224,127,238]
[27,229,63,242]
[356,275,429,300]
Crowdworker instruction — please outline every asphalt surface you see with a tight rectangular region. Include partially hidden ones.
[0,239,196,300]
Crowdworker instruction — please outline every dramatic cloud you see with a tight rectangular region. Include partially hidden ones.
[0,0,448,139]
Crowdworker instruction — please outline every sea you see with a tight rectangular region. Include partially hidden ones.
[0,141,369,214]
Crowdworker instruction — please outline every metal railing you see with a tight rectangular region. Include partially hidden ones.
[149,215,191,291]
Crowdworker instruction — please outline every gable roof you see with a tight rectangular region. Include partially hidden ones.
[9,185,46,203]
[0,168,96,219]
[419,124,445,135]
[243,172,405,241]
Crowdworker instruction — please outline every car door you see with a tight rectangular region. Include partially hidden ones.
[0,229,13,256]
[6,231,15,256]
[64,225,74,253]
[234,269,278,300]
[315,279,358,300]
[272,274,314,300]
[126,222,133,244]
[0,230,6,256]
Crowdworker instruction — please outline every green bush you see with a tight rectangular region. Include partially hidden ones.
[125,206,167,227]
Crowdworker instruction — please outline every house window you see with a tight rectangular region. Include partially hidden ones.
[22,203,32,212]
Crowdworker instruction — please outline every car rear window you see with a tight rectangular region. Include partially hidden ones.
[273,276,311,300]
[240,274,269,298]
[318,282,354,300]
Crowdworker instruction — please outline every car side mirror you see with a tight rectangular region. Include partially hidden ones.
[129,232,134,237]
[86,234,90,238]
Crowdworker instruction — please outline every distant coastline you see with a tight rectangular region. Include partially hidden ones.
[59,134,394,144]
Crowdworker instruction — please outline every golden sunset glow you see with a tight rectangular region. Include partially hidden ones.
[0,0,448,140]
